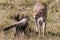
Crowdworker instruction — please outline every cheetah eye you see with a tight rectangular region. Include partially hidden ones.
[42,9,45,11]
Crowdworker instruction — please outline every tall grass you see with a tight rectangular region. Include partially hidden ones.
[0,0,60,40]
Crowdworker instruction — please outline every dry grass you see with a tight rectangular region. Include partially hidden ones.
[0,0,60,40]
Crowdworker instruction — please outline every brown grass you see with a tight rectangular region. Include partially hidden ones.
[0,0,60,40]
